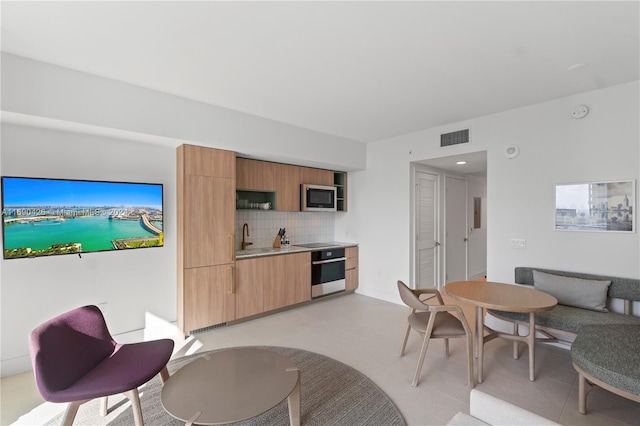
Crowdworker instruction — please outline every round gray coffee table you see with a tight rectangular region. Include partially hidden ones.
[161,348,300,425]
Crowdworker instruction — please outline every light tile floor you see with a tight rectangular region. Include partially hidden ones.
[3,293,639,425]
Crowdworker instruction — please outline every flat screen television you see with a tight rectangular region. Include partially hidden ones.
[1,176,163,259]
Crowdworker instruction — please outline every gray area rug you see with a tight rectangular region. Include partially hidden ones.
[46,346,405,425]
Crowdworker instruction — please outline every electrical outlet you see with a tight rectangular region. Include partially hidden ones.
[510,239,526,249]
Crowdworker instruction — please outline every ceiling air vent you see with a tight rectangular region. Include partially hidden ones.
[440,129,470,147]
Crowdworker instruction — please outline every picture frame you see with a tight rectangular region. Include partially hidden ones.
[555,180,635,232]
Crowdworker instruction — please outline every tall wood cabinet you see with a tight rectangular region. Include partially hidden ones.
[177,145,236,334]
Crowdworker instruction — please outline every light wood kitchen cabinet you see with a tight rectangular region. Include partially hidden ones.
[236,252,311,319]
[183,265,236,332]
[276,164,301,212]
[177,144,236,335]
[184,144,235,178]
[263,255,288,312]
[345,246,359,291]
[235,256,267,318]
[284,252,311,305]
[235,158,343,212]
[236,158,276,191]
[300,166,334,187]
[183,176,235,268]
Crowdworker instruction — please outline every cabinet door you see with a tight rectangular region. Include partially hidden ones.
[236,158,276,191]
[345,246,359,291]
[276,164,301,211]
[300,167,334,186]
[235,257,265,318]
[284,252,311,305]
[184,176,235,268]
[263,256,288,312]
[183,265,235,332]
[184,145,235,178]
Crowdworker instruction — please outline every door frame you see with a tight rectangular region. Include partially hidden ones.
[410,163,441,289]
[444,173,469,283]
[411,164,471,289]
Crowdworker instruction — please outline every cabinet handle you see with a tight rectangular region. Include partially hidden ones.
[230,234,235,261]
[229,266,235,294]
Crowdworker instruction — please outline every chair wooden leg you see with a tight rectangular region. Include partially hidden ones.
[124,389,144,426]
[399,324,411,357]
[99,396,108,416]
[412,333,432,387]
[61,401,83,426]
[160,366,170,384]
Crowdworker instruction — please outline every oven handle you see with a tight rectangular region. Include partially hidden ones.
[312,257,346,265]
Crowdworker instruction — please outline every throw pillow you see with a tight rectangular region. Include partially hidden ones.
[533,270,611,312]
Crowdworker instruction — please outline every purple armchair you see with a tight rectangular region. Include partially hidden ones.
[29,305,174,426]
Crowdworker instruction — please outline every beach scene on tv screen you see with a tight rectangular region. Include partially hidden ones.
[2,177,163,259]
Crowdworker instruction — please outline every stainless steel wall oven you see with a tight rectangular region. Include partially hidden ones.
[310,248,346,299]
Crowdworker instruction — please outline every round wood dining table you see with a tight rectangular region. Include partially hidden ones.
[444,280,557,383]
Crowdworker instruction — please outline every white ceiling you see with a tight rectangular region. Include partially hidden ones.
[1,1,638,143]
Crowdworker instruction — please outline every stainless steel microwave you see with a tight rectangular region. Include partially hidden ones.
[301,184,337,212]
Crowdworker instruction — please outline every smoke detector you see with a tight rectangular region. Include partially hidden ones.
[505,145,520,159]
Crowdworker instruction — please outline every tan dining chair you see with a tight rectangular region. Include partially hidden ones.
[397,280,474,387]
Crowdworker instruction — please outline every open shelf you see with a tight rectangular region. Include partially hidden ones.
[236,190,276,210]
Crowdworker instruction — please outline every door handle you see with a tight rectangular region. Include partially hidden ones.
[435,242,441,246]
[464,238,469,242]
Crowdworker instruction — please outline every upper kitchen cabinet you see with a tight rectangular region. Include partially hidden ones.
[276,163,301,212]
[300,167,333,187]
[236,158,276,191]
[234,157,346,212]
[177,144,236,334]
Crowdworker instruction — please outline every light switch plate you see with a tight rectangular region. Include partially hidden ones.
[510,239,526,249]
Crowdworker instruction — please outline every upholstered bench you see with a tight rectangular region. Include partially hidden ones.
[571,325,640,414]
[489,267,640,344]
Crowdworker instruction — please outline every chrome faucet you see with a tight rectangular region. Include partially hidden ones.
[241,223,252,250]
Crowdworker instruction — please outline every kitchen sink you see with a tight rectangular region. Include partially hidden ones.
[236,247,272,255]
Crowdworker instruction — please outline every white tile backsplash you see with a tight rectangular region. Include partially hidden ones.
[235,211,334,250]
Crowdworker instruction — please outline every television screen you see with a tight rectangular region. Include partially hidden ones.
[1,176,163,259]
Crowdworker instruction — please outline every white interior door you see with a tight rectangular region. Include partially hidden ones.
[415,171,439,288]
[445,175,468,283]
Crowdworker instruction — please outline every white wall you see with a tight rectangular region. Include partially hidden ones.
[1,124,177,375]
[336,81,639,304]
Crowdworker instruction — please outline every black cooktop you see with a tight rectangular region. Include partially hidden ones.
[295,242,335,249]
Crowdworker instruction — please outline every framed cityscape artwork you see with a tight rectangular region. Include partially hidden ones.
[555,180,635,232]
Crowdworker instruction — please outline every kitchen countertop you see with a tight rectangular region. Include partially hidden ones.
[236,241,357,260]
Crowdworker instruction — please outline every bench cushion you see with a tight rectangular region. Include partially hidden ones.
[533,270,610,312]
[571,325,640,396]
[489,305,640,335]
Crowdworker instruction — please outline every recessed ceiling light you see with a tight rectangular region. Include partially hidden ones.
[568,63,589,72]
[456,161,467,165]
